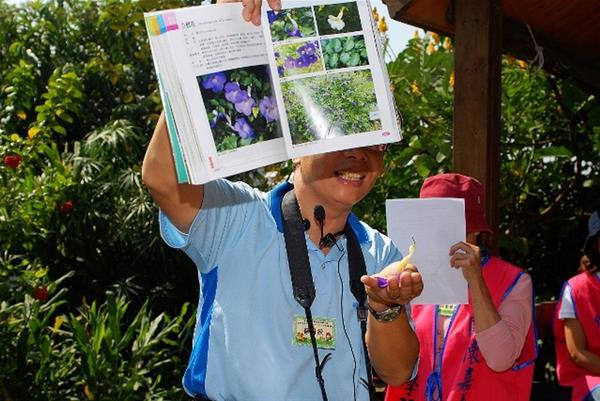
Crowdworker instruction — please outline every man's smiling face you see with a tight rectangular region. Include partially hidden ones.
[294,147,384,213]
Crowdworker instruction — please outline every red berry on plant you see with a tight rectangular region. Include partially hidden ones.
[59,200,74,214]
[33,286,48,301]
[3,154,22,169]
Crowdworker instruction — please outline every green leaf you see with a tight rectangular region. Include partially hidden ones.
[329,53,339,68]
[325,40,334,53]
[534,146,572,158]
[348,53,361,66]
[343,37,355,51]
[16,327,30,374]
[56,109,74,123]
[333,38,342,52]
[339,52,351,64]
[52,125,67,135]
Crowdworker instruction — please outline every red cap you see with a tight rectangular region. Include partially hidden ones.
[419,173,492,234]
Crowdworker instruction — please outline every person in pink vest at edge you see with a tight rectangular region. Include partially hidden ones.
[385,173,537,401]
[554,210,600,401]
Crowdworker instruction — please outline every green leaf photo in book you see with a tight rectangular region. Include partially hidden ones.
[197,65,283,152]
[281,69,381,145]
[322,35,369,70]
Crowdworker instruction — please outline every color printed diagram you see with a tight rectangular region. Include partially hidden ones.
[146,12,178,36]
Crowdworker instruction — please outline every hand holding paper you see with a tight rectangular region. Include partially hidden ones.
[449,240,484,284]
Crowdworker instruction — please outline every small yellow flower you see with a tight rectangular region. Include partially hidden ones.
[84,384,94,400]
[10,133,20,142]
[411,80,421,95]
[372,6,380,22]
[413,30,420,40]
[377,16,388,33]
[429,31,440,44]
[17,111,27,120]
[121,92,134,104]
[52,315,65,335]
[28,126,41,140]
[517,59,528,69]
[426,42,436,55]
[443,37,452,51]
[449,71,455,87]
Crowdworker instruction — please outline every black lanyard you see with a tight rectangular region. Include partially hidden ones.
[281,189,375,401]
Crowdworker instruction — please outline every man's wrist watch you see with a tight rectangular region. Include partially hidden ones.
[367,303,404,322]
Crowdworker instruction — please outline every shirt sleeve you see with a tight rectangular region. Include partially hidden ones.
[476,273,533,372]
[558,284,576,319]
[159,179,264,273]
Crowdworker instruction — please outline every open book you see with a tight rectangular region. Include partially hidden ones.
[145,0,401,184]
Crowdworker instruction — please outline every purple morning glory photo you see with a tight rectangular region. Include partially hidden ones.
[275,40,323,78]
[259,96,279,123]
[233,117,255,140]
[197,65,283,152]
[202,72,226,94]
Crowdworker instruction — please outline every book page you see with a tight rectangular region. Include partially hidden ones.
[385,198,469,305]
[261,0,401,158]
[145,3,287,184]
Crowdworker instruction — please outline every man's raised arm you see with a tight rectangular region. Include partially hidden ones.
[142,112,204,233]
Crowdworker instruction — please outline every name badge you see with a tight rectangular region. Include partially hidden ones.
[293,315,336,350]
[438,304,456,317]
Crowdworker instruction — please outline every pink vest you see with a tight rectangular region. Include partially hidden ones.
[385,257,537,401]
[554,272,600,401]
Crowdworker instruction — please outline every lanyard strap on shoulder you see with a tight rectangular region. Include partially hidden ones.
[345,222,375,397]
[281,190,315,308]
[281,189,375,401]
[282,190,329,401]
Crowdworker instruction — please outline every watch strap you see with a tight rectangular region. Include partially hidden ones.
[368,303,405,322]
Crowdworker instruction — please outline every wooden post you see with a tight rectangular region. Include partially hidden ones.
[453,0,502,251]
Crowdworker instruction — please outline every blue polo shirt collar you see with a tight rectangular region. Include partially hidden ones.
[268,181,369,244]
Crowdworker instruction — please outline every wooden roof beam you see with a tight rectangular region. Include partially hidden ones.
[383,0,600,96]
[502,16,600,99]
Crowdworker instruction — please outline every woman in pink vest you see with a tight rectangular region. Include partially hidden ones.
[554,210,600,401]
[385,173,537,401]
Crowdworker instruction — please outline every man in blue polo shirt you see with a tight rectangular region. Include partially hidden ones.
[143,4,422,400]
[144,108,422,400]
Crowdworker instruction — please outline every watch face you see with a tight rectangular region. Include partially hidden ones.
[378,309,400,321]
[370,305,403,322]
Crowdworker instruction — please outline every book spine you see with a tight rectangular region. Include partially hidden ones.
[158,74,191,184]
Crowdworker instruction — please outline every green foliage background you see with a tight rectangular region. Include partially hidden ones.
[0,0,599,398]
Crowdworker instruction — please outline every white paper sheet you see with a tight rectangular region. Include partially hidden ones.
[386,198,468,305]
